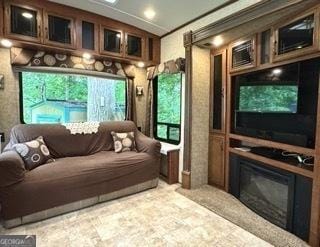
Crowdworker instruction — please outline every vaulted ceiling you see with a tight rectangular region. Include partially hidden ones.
[49,0,232,36]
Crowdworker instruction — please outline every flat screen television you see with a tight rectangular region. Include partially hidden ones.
[232,58,319,148]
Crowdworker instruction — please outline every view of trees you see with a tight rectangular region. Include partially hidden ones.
[21,72,126,123]
[239,85,298,113]
[156,73,181,141]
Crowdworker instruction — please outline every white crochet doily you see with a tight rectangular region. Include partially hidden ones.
[62,122,100,135]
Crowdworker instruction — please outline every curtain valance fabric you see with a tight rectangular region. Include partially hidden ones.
[10,48,136,78]
[147,57,185,80]
[145,57,185,137]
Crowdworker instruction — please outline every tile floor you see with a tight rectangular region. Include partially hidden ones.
[0,181,272,246]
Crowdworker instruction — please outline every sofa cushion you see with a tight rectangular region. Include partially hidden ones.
[13,136,53,170]
[111,131,136,153]
[0,151,159,220]
[5,121,137,158]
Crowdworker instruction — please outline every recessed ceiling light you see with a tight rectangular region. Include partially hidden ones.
[103,0,118,4]
[144,9,156,20]
[1,39,12,48]
[212,36,223,47]
[82,53,92,59]
[22,12,33,19]
[137,62,145,68]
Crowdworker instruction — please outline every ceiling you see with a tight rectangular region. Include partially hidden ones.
[49,0,231,36]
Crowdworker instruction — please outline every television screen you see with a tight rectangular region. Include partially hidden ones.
[239,85,298,113]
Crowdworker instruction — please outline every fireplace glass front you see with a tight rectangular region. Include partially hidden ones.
[239,161,294,230]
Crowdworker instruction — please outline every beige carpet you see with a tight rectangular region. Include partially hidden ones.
[177,185,309,247]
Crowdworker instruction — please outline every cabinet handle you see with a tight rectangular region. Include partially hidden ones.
[38,25,41,38]
[120,43,123,53]
[45,27,48,39]
[220,142,224,152]
[273,41,277,55]
[126,44,128,54]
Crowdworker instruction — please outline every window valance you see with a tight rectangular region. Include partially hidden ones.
[10,48,136,78]
[147,58,185,80]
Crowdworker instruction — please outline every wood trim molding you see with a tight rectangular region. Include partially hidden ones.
[191,0,319,44]
[308,76,320,246]
[181,31,193,189]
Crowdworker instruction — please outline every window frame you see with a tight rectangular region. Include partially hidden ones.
[19,71,128,124]
[153,72,182,145]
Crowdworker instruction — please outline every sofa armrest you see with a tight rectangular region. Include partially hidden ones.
[0,151,26,187]
[135,131,161,157]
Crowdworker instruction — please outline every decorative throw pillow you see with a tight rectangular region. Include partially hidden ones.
[13,136,53,170]
[111,131,136,153]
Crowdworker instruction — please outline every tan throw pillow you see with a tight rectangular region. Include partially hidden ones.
[111,131,136,153]
[13,136,53,170]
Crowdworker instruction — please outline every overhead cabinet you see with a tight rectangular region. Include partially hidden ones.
[230,36,256,72]
[1,0,160,65]
[100,26,123,57]
[125,32,145,60]
[78,20,99,53]
[43,12,76,49]
[4,2,42,43]
[272,10,320,62]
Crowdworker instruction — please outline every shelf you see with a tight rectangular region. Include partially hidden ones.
[229,133,315,156]
[229,147,314,179]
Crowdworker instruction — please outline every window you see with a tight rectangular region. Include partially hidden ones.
[153,73,182,144]
[20,72,126,124]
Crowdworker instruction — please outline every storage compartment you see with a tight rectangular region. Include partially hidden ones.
[126,33,144,59]
[81,21,95,51]
[5,3,41,43]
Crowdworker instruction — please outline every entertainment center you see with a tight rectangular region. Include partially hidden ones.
[208,3,320,245]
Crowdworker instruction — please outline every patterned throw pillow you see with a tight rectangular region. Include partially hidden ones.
[111,131,136,153]
[13,136,53,170]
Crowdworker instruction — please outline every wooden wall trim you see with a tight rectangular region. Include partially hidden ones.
[181,31,193,189]
[308,76,320,246]
[191,0,319,44]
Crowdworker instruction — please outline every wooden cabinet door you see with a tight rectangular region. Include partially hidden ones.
[77,19,99,54]
[229,35,257,73]
[125,32,145,60]
[147,36,160,64]
[272,9,319,63]
[4,2,42,43]
[208,134,225,188]
[43,11,76,49]
[210,49,227,134]
[100,25,124,58]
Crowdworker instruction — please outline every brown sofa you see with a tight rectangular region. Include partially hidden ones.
[0,121,160,228]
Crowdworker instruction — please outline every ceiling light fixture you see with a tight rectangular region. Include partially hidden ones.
[137,62,145,68]
[144,9,156,20]
[22,12,33,19]
[103,0,118,4]
[1,39,12,48]
[83,53,92,59]
[212,36,223,47]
